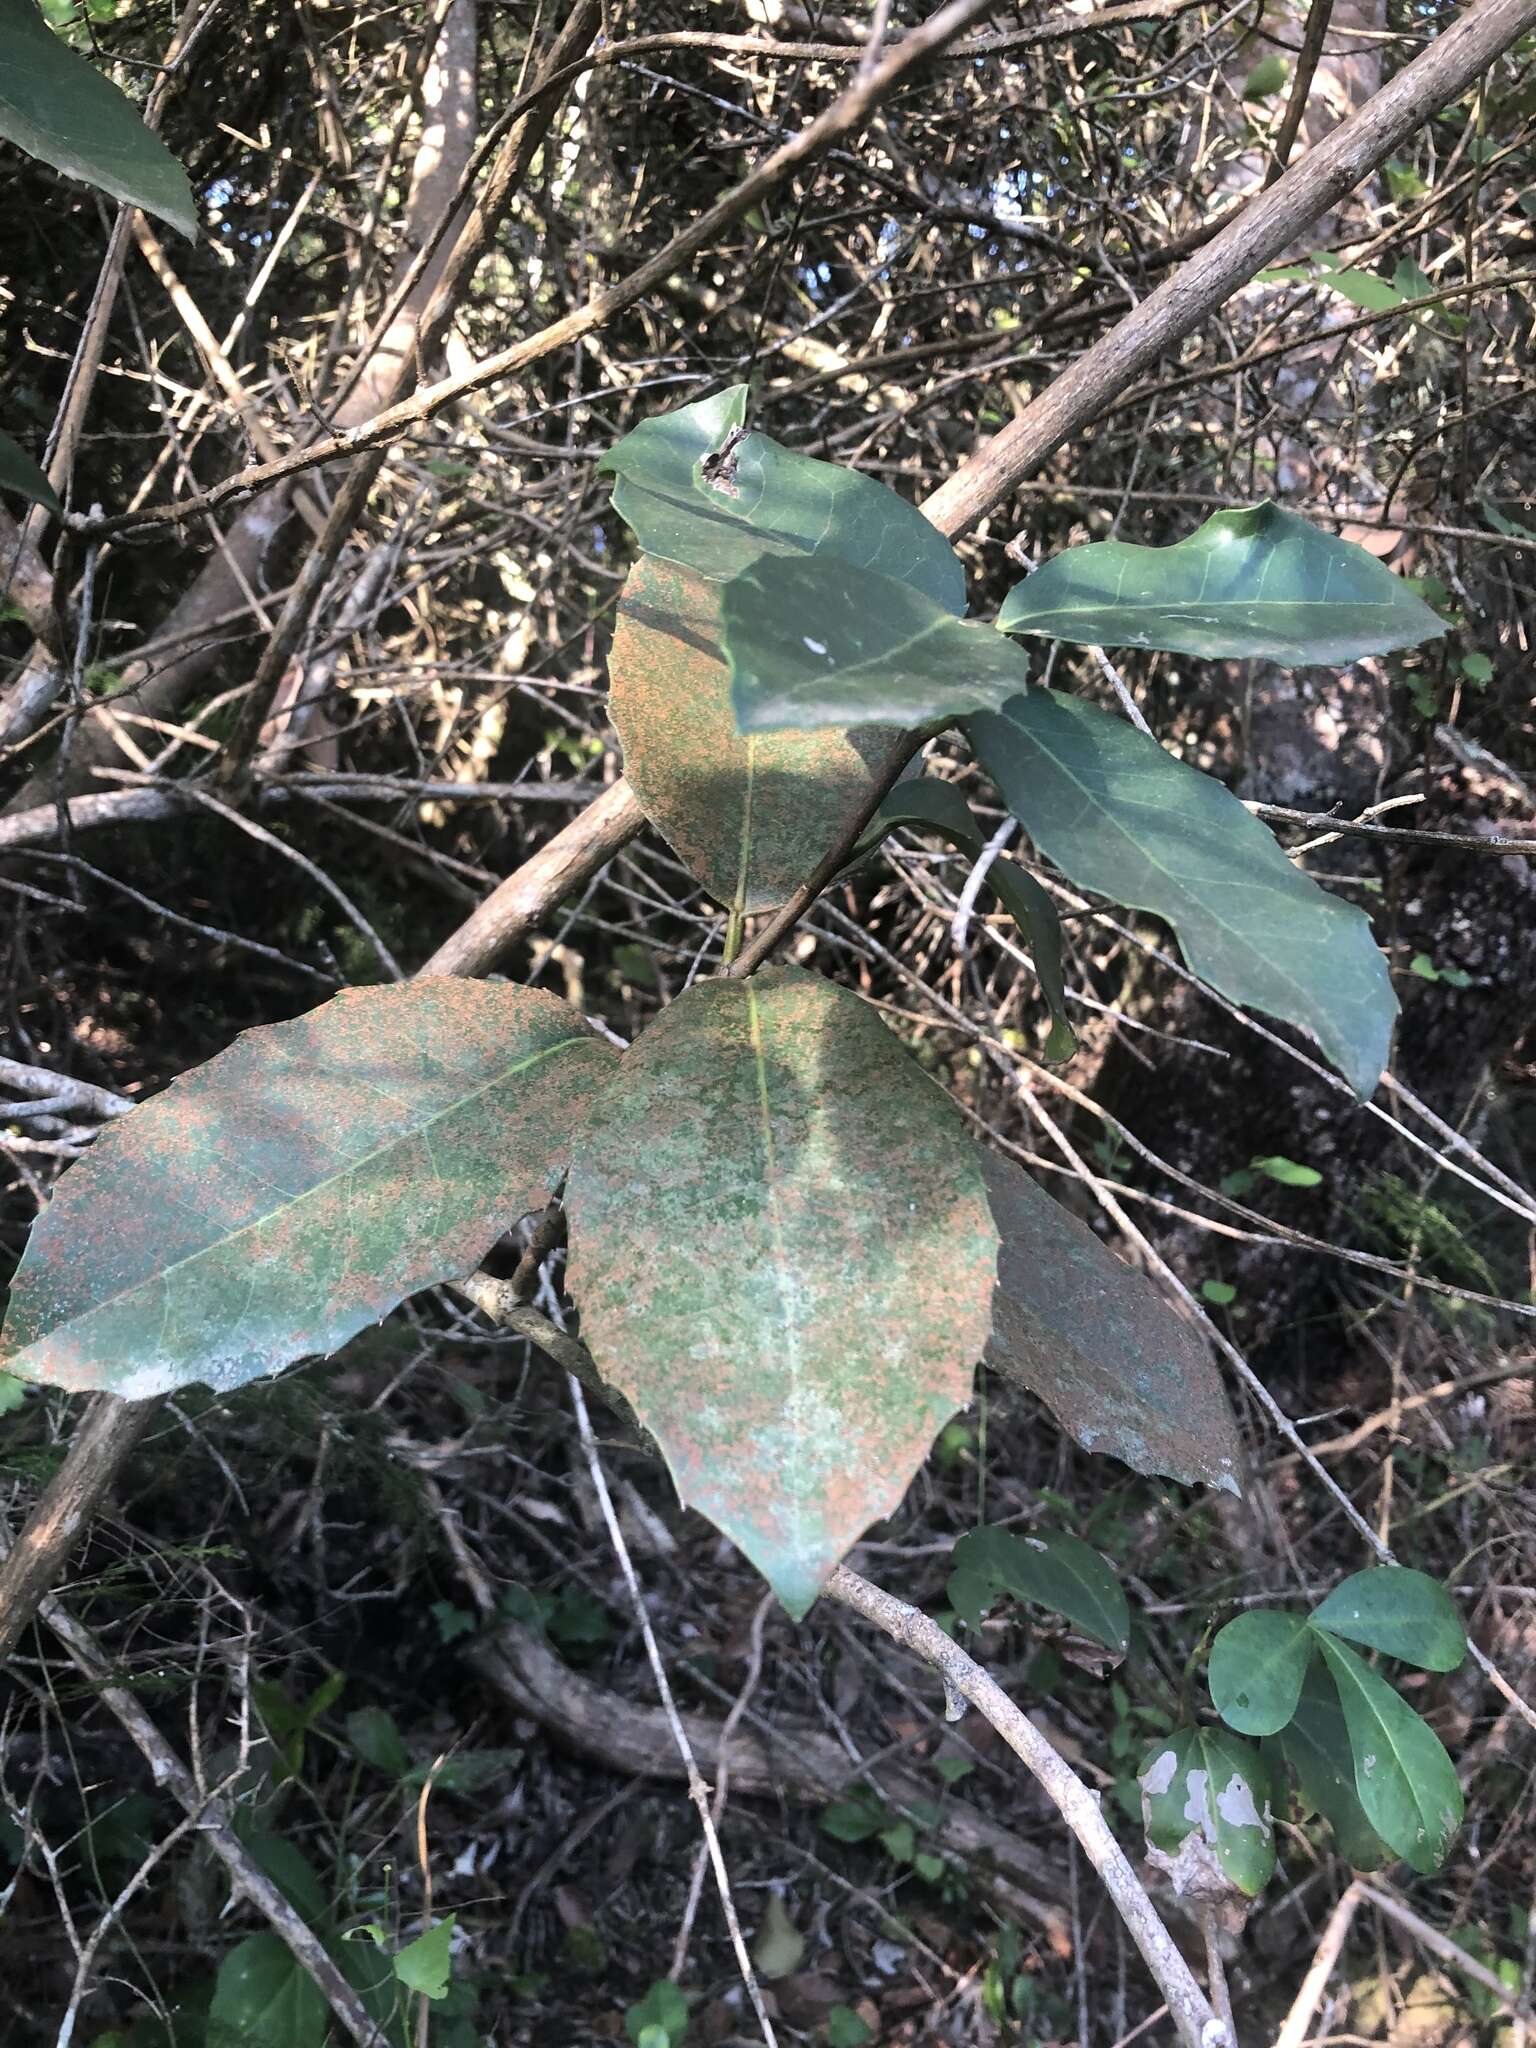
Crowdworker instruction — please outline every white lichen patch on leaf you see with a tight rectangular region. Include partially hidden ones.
[1140,1748,1178,1798]
[1215,1771,1269,1836]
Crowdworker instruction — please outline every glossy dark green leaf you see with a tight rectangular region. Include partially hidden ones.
[1139,1727,1276,1896]
[949,1524,1129,1653]
[856,778,1075,1060]
[209,1934,329,2048]
[967,690,1396,1098]
[1312,1568,1466,1672]
[609,555,908,916]
[1311,1632,1462,1872]
[0,0,197,238]
[600,385,963,610]
[565,969,997,1619]
[1209,1610,1312,1735]
[0,427,60,515]
[980,1150,1243,1492]
[996,504,1444,665]
[0,983,615,1399]
[1273,1661,1394,1870]
[727,553,1030,733]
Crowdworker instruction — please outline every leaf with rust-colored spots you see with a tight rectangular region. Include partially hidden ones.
[1,983,615,1400]
[609,556,910,916]
[980,1151,1242,1493]
[564,969,997,1618]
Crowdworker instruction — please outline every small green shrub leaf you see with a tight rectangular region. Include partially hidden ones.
[1242,54,1289,98]
[609,556,908,916]
[392,1917,454,2000]
[995,504,1443,665]
[1274,1662,1393,1869]
[856,778,1075,1058]
[0,427,60,515]
[1326,270,1406,311]
[819,1792,888,1843]
[1209,1611,1312,1735]
[1139,1727,1275,1896]
[949,1524,1129,1653]
[726,554,1031,733]
[600,385,963,609]
[346,1705,411,1781]
[625,1978,689,2046]
[966,690,1397,1098]
[0,0,197,237]
[753,1894,807,1980]
[565,969,996,1618]
[209,1934,330,2047]
[1312,1568,1467,1671]
[1311,1632,1463,1871]
[980,1149,1243,1491]
[1252,1155,1323,1187]
[0,983,616,1398]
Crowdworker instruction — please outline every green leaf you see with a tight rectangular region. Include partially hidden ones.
[0,982,616,1398]
[857,778,1076,1059]
[609,555,908,917]
[879,1819,916,1863]
[1274,1661,1393,1869]
[431,1600,476,1644]
[626,1979,689,2046]
[0,0,196,237]
[600,385,963,610]
[949,1525,1129,1653]
[1481,501,1536,544]
[209,1935,329,2048]
[1200,1279,1236,1306]
[753,1893,807,1980]
[1209,1611,1312,1735]
[966,690,1397,1098]
[0,1370,26,1415]
[565,969,997,1618]
[1138,1727,1276,1895]
[996,504,1443,666]
[1393,256,1436,302]
[726,553,1031,733]
[0,427,60,515]
[981,1149,1242,1490]
[392,1917,454,2000]
[828,2008,875,2047]
[1242,54,1288,98]
[232,1827,330,1925]
[819,1793,887,1843]
[1311,1568,1466,1672]
[346,1705,410,1780]
[1252,1154,1322,1187]
[1325,269,1405,310]
[1311,1632,1463,1871]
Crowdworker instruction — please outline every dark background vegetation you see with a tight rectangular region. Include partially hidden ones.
[0,1,1533,2043]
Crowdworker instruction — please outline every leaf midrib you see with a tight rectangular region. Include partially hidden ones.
[20,1033,589,1352]
[745,985,805,1567]
[1316,1634,1439,1830]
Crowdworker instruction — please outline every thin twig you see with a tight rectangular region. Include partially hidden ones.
[566,1371,780,2042]
[823,1564,1226,2048]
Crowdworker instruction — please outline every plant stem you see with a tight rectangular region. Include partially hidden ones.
[824,1563,1226,2048]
